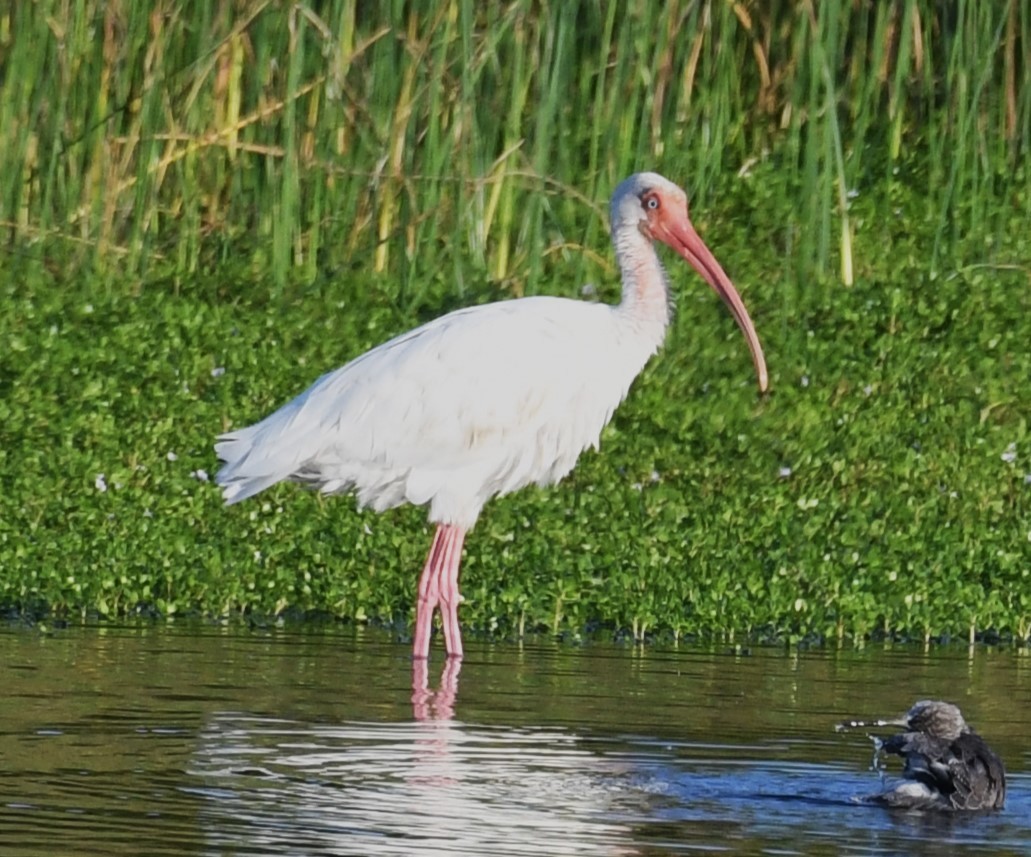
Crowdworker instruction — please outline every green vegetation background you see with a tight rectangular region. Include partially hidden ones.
[1,2,1029,644]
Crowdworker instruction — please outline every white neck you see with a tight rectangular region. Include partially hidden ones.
[612,225,671,348]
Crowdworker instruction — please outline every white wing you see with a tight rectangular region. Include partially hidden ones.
[215,296,659,528]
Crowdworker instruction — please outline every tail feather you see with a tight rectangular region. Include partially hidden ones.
[217,471,285,505]
[214,430,289,506]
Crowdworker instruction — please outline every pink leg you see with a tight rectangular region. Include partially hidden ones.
[413,526,447,659]
[437,526,466,659]
[412,523,466,660]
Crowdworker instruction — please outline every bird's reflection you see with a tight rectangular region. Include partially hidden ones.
[411,656,461,721]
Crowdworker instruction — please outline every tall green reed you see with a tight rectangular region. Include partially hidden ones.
[0,1,1026,296]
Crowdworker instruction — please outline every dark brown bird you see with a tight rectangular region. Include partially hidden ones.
[836,699,1006,811]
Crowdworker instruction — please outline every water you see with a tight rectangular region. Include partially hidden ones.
[1,624,1028,856]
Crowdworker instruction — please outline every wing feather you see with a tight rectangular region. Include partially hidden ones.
[216,296,654,526]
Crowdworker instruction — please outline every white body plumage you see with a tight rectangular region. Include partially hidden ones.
[215,295,664,530]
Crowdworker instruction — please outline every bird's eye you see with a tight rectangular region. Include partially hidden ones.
[644,194,660,211]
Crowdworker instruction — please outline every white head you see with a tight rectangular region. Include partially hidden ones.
[610,172,687,235]
[611,172,768,392]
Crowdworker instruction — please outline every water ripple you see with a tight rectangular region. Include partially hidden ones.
[189,713,638,856]
[0,625,1027,856]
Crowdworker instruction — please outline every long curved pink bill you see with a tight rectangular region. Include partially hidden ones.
[656,216,768,392]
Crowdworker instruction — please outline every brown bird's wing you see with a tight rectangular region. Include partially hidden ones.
[945,733,1006,811]
[880,731,1006,811]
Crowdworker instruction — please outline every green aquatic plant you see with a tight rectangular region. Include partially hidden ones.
[0,2,1028,644]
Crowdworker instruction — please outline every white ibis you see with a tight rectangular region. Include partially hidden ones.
[837,700,1006,811]
[215,172,768,660]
